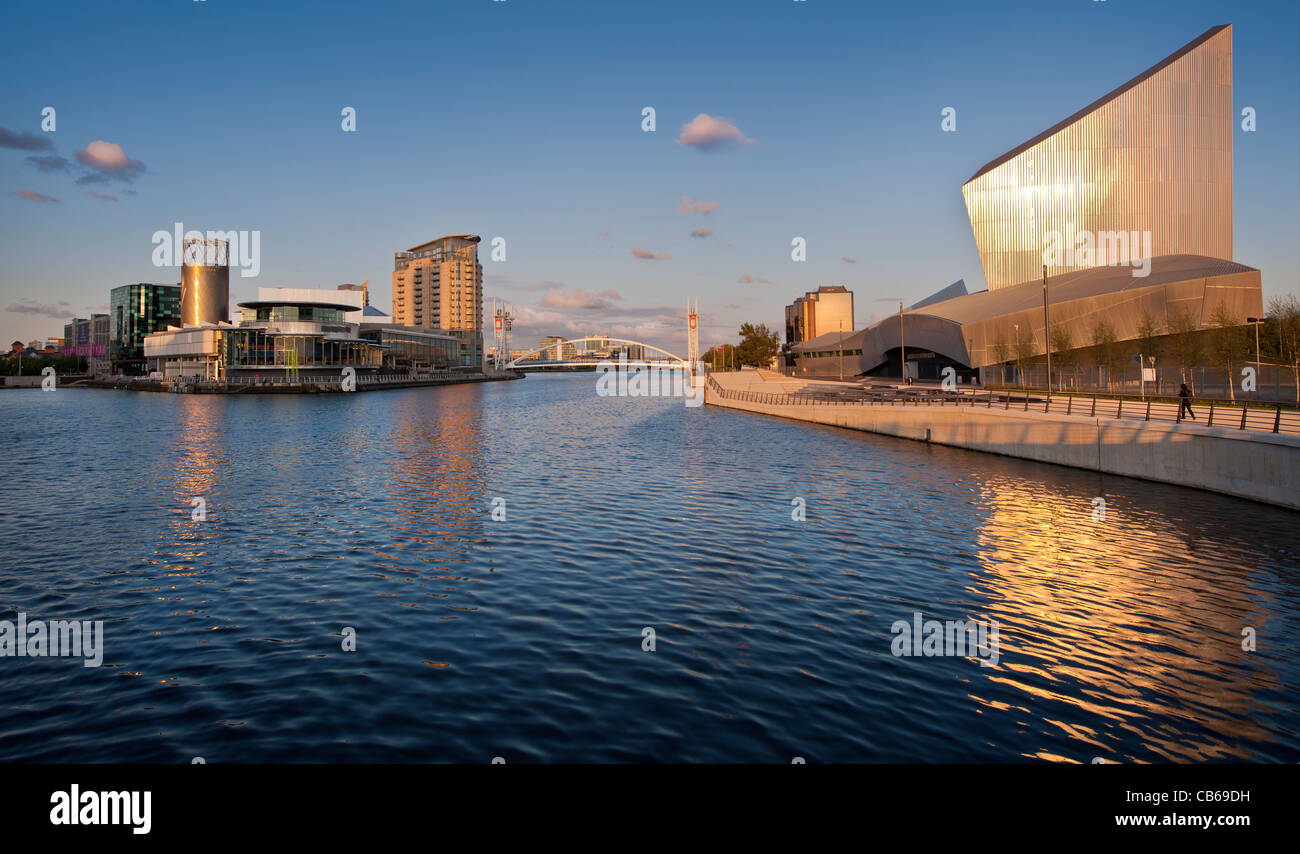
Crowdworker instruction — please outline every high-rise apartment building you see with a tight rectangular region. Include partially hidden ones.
[392,234,484,367]
[110,283,181,374]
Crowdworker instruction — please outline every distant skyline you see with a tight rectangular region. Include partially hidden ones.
[2,0,1298,354]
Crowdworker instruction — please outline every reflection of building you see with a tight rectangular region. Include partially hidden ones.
[963,25,1233,291]
[784,286,854,346]
[392,234,484,367]
[110,283,181,374]
[143,298,383,380]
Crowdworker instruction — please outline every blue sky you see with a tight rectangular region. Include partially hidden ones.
[2,0,1297,353]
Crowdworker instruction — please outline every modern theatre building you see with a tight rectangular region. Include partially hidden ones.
[790,24,1261,381]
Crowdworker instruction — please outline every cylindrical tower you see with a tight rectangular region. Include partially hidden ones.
[180,237,230,325]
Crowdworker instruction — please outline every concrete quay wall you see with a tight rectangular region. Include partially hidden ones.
[705,387,1300,511]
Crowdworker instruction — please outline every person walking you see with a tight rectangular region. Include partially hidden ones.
[1178,382,1195,421]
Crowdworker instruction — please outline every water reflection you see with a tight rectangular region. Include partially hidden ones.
[0,377,1295,762]
[970,473,1286,761]
[384,386,489,573]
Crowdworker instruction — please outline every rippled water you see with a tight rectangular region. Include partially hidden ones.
[1,374,1298,763]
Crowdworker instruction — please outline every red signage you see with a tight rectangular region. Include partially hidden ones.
[689,316,697,330]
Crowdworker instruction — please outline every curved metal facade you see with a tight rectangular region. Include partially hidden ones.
[180,238,230,326]
[963,25,1233,291]
[790,256,1261,375]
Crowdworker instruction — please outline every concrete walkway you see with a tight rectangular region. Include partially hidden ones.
[706,370,1300,511]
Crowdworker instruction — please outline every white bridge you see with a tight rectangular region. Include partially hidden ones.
[506,336,690,370]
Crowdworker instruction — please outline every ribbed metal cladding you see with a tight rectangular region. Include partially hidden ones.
[962,25,1233,291]
[180,238,230,325]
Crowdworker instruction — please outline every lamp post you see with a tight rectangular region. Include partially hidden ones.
[1246,316,1265,399]
[838,319,844,382]
[1043,264,1051,398]
[1246,316,1263,375]
[1013,323,1020,387]
[899,300,906,383]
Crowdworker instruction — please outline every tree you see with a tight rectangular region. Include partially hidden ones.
[1090,317,1120,393]
[1135,308,1162,365]
[1049,321,1076,391]
[1208,302,1247,400]
[1268,294,1300,403]
[990,331,1010,386]
[1013,325,1036,387]
[1167,305,1201,391]
[735,322,780,368]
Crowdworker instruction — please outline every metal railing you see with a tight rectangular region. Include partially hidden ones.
[222,370,470,386]
[705,376,1300,436]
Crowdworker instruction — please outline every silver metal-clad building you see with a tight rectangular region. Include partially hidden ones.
[962,25,1234,291]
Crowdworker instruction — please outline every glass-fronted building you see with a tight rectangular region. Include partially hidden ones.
[358,324,461,370]
[110,283,181,374]
[144,299,383,380]
[962,25,1233,291]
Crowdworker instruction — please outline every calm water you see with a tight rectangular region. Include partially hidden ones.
[1,374,1298,763]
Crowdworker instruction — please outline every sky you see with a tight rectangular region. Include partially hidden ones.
[2,0,1298,356]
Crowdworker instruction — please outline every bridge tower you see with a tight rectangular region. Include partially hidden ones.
[492,299,514,371]
[686,298,699,368]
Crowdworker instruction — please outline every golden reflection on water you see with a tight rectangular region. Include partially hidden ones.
[968,473,1281,762]
[383,388,488,579]
[158,397,226,571]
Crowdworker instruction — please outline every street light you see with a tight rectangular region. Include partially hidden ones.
[838,319,844,382]
[1013,323,1020,387]
[1246,316,1263,377]
[1043,264,1051,398]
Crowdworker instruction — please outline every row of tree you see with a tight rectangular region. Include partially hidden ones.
[990,295,1300,399]
[0,353,87,376]
[704,323,781,370]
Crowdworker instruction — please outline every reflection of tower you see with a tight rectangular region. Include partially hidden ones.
[686,298,699,367]
[180,237,230,326]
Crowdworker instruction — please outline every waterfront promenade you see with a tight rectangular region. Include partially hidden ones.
[707,370,1300,511]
